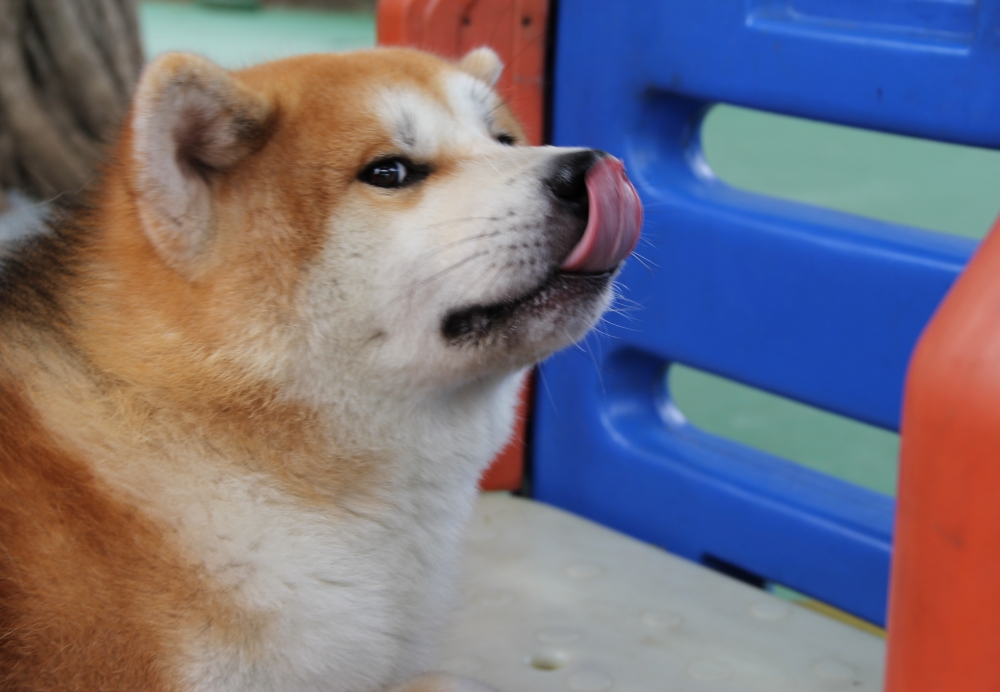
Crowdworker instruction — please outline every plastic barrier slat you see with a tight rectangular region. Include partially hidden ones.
[536,0,998,626]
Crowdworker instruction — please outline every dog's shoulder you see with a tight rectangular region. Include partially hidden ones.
[0,375,200,691]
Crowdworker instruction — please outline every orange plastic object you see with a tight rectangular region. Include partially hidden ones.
[476,375,533,491]
[376,0,549,490]
[376,0,549,146]
[885,215,1000,692]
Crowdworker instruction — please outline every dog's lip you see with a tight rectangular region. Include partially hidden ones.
[533,266,616,297]
[441,266,616,343]
[478,265,618,314]
[560,156,643,273]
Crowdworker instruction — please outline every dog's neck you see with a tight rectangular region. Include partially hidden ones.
[16,317,522,505]
[5,213,523,510]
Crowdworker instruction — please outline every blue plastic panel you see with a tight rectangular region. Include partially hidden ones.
[534,0,996,625]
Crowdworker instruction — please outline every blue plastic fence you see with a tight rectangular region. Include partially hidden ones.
[533,0,1000,625]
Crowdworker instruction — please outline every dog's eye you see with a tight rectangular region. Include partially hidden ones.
[362,159,410,188]
[361,158,430,189]
[496,133,516,146]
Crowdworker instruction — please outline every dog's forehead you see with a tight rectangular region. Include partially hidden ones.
[376,71,499,155]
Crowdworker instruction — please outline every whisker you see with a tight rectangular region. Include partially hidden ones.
[629,252,657,271]
[414,216,502,231]
[411,250,492,293]
[414,230,502,262]
[452,259,506,308]
[577,330,606,396]
[372,249,495,320]
[598,318,639,333]
[535,364,559,416]
[605,309,639,323]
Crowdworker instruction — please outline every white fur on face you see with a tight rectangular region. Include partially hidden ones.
[286,71,610,409]
[379,73,504,156]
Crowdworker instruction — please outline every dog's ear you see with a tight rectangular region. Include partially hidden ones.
[457,47,503,88]
[130,53,275,272]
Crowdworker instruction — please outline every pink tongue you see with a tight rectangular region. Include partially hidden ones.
[560,156,643,273]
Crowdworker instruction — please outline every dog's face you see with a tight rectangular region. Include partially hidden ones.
[122,48,641,400]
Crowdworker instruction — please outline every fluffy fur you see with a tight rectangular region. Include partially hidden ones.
[0,47,617,691]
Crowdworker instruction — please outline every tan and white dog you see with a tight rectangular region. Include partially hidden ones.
[0,47,641,692]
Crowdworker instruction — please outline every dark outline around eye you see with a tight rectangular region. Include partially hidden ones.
[496,133,517,146]
[359,157,431,189]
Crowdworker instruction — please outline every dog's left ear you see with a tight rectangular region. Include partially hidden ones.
[458,47,504,88]
[129,53,275,273]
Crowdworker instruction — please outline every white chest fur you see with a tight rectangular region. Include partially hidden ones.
[178,376,523,692]
[184,475,478,692]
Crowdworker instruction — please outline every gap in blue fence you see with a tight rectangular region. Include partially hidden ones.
[668,364,900,496]
[701,104,1000,240]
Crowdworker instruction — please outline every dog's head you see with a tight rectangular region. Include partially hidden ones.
[120,48,641,400]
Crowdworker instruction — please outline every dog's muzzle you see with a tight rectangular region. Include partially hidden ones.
[546,150,643,273]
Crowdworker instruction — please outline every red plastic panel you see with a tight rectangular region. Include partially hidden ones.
[477,376,532,492]
[377,0,548,146]
[886,215,1000,691]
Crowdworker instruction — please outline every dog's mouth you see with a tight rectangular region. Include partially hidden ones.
[441,156,642,347]
[441,268,614,344]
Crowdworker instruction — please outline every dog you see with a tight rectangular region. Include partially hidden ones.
[0,47,642,691]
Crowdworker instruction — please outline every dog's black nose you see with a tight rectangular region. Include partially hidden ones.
[545,149,608,220]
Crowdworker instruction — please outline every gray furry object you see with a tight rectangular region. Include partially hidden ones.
[0,191,49,246]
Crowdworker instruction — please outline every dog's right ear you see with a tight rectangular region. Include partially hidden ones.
[458,47,503,88]
[130,53,275,273]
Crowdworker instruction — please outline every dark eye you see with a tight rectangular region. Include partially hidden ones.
[496,133,516,146]
[360,158,428,188]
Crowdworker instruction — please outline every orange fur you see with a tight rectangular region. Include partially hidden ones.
[0,378,199,692]
[0,48,530,691]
